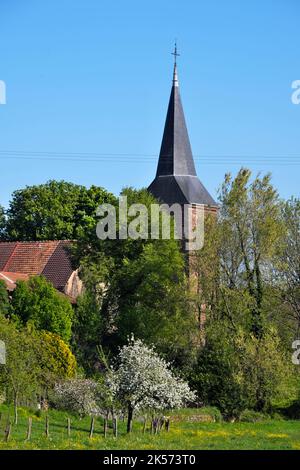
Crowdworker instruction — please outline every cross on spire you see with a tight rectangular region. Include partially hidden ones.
[171,42,180,65]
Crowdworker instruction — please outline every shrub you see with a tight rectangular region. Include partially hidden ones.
[282,399,300,420]
[239,409,267,423]
[12,276,73,342]
[40,332,77,382]
[53,379,100,417]
[190,324,295,419]
[199,406,223,422]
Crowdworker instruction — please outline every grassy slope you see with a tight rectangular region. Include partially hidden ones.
[0,405,300,450]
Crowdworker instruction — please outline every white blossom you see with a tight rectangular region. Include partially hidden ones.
[54,378,100,417]
[110,337,196,413]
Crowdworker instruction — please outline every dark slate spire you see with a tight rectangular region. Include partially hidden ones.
[156,62,197,177]
[148,47,217,207]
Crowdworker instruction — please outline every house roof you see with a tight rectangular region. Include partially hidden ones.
[0,240,73,292]
[148,62,217,207]
[0,272,30,291]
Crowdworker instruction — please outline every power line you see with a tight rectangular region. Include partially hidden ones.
[1,150,300,159]
[0,150,299,165]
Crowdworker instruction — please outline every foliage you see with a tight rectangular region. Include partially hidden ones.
[72,287,104,373]
[190,321,295,418]
[108,337,196,431]
[282,396,300,420]
[0,403,299,450]
[53,379,100,417]
[4,180,115,241]
[0,317,41,423]
[0,205,5,240]
[189,324,248,418]
[39,332,77,386]
[75,187,196,369]
[0,280,10,317]
[239,409,268,423]
[0,317,79,423]
[197,406,223,422]
[11,276,73,343]
[196,169,284,337]
[277,198,300,331]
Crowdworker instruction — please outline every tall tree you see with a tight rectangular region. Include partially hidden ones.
[197,169,284,337]
[4,180,115,241]
[75,187,196,368]
[0,318,41,424]
[278,198,300,333]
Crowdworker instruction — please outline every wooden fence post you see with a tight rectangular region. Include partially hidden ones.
[89,416,95,438]
[165,418,170,432]
[45,415,49,438]
[25,417,32,441]
[67,417,71,438]
[159,417,165,432]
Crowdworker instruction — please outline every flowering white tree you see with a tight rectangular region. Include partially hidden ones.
[54,378,100,417]
[109,337,196,432]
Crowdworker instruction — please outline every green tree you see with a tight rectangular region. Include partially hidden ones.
[0,317,41,424]
[39,331,77,388]
[0,205,6,239]
[72,286,104,372]
[190,169,297,416]
[5,180,115,241]
[190,321,294,418]
[11,276,73,342]
[278,198,300,333]
[75,187,196,369]
[196,169,284,337]
[0,280,10,317]
[113,240,195,364]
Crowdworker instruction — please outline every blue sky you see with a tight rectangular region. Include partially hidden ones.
[0,0,299,208]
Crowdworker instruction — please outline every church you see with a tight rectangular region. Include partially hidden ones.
[148,46,218,236]
[0,47,216,299]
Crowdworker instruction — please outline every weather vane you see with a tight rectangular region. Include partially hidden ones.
[171,41,180,65]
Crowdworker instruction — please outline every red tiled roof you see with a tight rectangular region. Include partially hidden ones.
[0,272,30,291]
[42,241,73,290]
[0,241,74,292]
[0,242,17,271]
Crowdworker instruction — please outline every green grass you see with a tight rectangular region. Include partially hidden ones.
[0,405,300,450]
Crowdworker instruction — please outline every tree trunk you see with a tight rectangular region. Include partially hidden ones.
[4,423,11,442]
[89,416,95,438]
[127,405,133,433]
[45,415,49,438]
[26,417,32,441]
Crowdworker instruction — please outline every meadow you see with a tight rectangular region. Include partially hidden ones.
[0,405,300,450]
